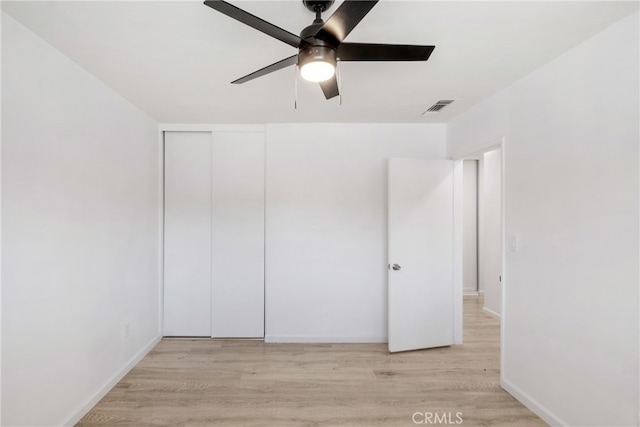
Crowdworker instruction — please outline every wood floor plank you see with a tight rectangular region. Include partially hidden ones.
[77,296,546,426]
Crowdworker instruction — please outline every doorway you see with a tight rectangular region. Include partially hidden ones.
[457,145,503,319]
[462,159,479,295]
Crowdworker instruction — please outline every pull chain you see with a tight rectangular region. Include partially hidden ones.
[338,60,342,106]
[294,65,298,110]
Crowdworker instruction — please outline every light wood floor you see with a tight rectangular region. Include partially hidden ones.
[78,297,545,426]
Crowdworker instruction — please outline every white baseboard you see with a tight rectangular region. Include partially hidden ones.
[482,306,501,319]
[501,377,566,426]
[478,290,485,296]
[63,335,162,426]
[463,290,480,296]
[265,335,387,343]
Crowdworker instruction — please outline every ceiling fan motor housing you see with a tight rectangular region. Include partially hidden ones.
[299,44,337,68]
[298,20,338,67]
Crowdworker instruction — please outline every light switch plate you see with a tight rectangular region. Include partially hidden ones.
[508,235,518,252]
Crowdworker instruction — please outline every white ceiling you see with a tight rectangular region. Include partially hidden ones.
[2,1,638,124]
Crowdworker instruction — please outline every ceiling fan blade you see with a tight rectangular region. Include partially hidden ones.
[315,0,378,44]
[204,0,304,48]
[338,43,435,61]
[319,75,339,100]
[231,55,298,84]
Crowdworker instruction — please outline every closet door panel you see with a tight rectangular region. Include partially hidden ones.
[163,131,212,336]
[211,132,265,338]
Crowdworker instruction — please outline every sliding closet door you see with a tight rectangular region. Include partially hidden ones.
[164,129,265,338]
[163,132,211,336]
[211,132,264,337]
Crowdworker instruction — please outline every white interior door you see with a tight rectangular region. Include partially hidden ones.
[211,132,265,337]
[164,131,212,337]
[388,158,454,352]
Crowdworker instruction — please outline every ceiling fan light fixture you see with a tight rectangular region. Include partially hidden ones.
[299,45,336,82]
[300,60,335,82]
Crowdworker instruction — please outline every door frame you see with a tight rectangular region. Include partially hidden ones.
[452,137,506,375]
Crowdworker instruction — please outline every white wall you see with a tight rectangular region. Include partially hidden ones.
[479,149,502,317]
[476,158,484,295]
[265,123,453,342]
[448,12,639,427]
[2,13,161,426]
[462,160,478,293]
[448,91,510,160]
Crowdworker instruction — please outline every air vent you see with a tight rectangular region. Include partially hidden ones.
[422,100,454,114]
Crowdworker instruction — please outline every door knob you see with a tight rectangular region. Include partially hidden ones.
[392,263,401,271]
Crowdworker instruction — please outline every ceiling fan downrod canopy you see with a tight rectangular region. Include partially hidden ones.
[303,0,334,22]
[203,0,435,100]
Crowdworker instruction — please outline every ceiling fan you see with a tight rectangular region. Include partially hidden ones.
[203,0,435,100]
